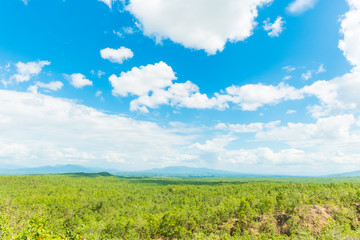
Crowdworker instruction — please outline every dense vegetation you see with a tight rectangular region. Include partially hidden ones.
[1,174,360,239]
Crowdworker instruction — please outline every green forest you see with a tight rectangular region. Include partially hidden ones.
[1,174,360,239]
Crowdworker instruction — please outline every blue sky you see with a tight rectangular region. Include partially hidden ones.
[0,0,360,175]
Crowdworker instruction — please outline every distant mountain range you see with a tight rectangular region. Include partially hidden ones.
[0,164,270,177]
[327,170,360,177]
[1,164,360,177]
[0,164,100,175]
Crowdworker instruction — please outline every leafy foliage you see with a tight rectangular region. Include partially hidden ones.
[1,174,360,239]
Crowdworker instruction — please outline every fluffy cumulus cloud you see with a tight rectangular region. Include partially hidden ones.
[126,0,273,54]
[338,0,360,68]
[12,60,50,83]
[303,70,360,118]
[109,61,228,112]
[108,62,360,117]
[100,47,134,64]
[109,61,176,97]
[0,89,196,168]
[109,61,308,112]
[286,0,318,15]
[130,81,228,113]
[301,0,360,118]
[66,73,93,88]
[130,81,305,112]
[263,16,285,37]
[224,83,303,111]
[107,0,360,114]
[195,1,360,118]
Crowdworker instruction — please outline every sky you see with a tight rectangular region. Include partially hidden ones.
[0,0,360,175]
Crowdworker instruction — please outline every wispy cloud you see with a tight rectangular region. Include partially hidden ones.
[286,0,318,15]
[12,61,50,83]
[263,16,285,37]
[0,89,195,169]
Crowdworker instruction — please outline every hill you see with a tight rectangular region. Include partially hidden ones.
[0,164,101,175]
[328,170,360,177]
[0,165,272,177]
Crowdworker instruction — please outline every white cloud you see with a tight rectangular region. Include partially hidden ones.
[98,0,113,9]
[21,0,28,5]
[192,114,360,174]
[16,61,50,76]
[1,85,359,173]
[95,90,104,101]
[95,90,102,97]
[108,60,358,116]
[90,70,105,78]
[303,80,337,107]
[130,81,228,113]
[109,61,228,112]
[107,1,360,116]
[113,27,136,38]
[256,114,357,148]
[317,64,326,73]
[12,60,50,83]
[220,147,309,165]
[28,81,63,93]
[110,61,305,112]
[263,16,285,37]
[127,79,304,113]
[37,81,63,91]
[286,109,296,114]
[191,133,360,171]
[123,27,134,34]
[113,30,123,38]
[225,83,303,111]
[338,0,360,68]
[301,70,312,80]
[282,65,296,72]
[126,0,273,54]
[301,1,360,118]
[100,47,134,64]
[283,75,292,80]
[303,70,360,118]
[109,61,176,97]
[98,70,105,78]
[215,121,280,133]
[192,135,237,153]
[0,89,194,168]
[66,73,93,88]
[286,0,318,15]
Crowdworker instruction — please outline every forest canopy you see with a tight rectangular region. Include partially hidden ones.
[1,174,360,239]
